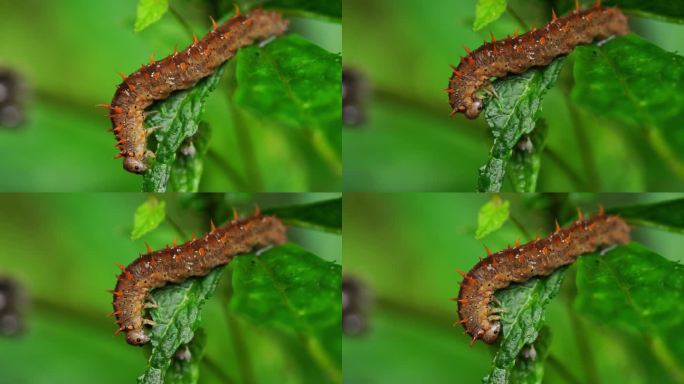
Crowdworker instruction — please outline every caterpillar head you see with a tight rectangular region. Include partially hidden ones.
[465,99,483,119]
[126,329,150,345]
[481,321,501,343]
[123,157,148,174]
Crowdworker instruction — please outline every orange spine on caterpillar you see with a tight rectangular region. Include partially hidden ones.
[111,208,286,345]
[447,0,627,119]
[101,8,289,174]
[452,207,630,345]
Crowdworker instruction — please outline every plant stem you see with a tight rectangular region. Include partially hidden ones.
[310,128,342,177]
[542,147,586,189]
[227,100,264,190]
[547,354,583,384]
[221,304,256,384]
[223,64,263,190]
[567,306,600,384]
[649,334,684,383]
[301,334,342,384]
[372,86,489,139]
[206,149,249,189]
[562,91,600,191]
[506,5,529,31]
[509,213,532,241]
[375,295,455,329]
[202,355,236,384]
[645,125,684,182]
[166,214,188,239]
[168,5,195,40]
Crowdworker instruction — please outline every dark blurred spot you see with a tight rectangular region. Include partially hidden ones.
[0,69,28,129]
[0,277,26,336]
[521,344,537,360]
[174,345,192,361]
[342,67,369,127]
[342,276,371,336]
[179,140,196,157]
[515,135,534,153]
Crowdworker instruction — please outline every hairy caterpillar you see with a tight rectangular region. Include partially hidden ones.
[447,1,628,119]
[101,9,288,174]
[111,211,286,345]
[453,209,630,345]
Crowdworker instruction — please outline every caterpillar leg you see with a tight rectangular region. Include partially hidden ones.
[143,110,160,119]
[599,244,618,256]
[482,83,499,99]
[255,244,274,256]
[144,125,163,137]
[489,306,506,314]
[144,296,159,309]
[143,318,157,326]
[597,35,616,47]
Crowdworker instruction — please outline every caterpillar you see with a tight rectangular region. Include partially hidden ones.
[100,8,289,174]
[111,210,287,345]
[453,209,630,345]
[447,1,628,119]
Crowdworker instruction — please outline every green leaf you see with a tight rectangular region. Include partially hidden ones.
[231,243,341,332]
[167,123,211,192]
[134,0,169,32]
[603,0,684,24]
[164,329,208,384]
[131,195,166,240]
[508,327,552,384]
[473,0,508,31]
[475,195,510,239]
[477,58,565,192]
[142,65,227,192]
[138,266,225,384]
[575,243,684,376]
[231,244,342,383]
[483,267,566,383]
[507,120,549,192]
[611,198,684,233]
[572,34,684,179]
[235,34,342,176]
[242,0,341,21]
[263,198,341,234]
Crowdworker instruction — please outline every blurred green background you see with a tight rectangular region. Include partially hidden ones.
[342,193,683,383]
[342,0,684,191]
[0,193,341,384]
[0,0,340,191]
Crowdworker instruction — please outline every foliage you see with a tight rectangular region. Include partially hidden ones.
[235,35,342,180]
[343,0,684,191]
[142,66,226,192]
[343,194,684,384]
[572,34,684,181]
[478,58,565,192]
[475,194,510,239]
[243,0,342,21]
[473,0,508,31]
[131,195,166,239]
[264,197,342,233]
[576,243,684,378]
[484,268,565,383]
[0,1,340,192]
[0,194,340,384]
[131,195,342,383]
[139,268,223,384]
[135,0,169,32]
[611,198,684,233]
